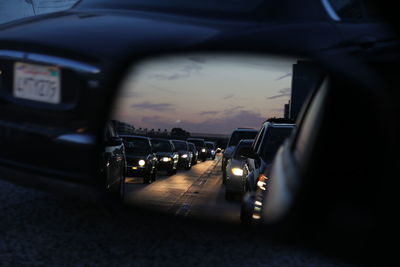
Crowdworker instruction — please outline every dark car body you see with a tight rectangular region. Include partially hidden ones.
[120,135,158,184]
[225,139,254,200]
[187,142,198,166]
[239,122,295,222]
[171,140,193,170]
[222,129,258,183]
[186,138,207,161]
[205,141,216,160]
[150,138,178,175]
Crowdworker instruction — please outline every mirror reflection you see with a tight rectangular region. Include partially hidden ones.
[109,54,310,223]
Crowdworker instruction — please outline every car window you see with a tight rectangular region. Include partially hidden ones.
[259,127,294,164]
[150,140,172,152]
[187,139,204,147]
[233,141,252,159]
[252,126,266,152]
[173,141,188,151]
[228,131,258,147]
[123,138,151,154]
[205,143,215,149]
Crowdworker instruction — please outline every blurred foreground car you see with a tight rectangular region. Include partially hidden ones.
[225,139,254,201]
[121,135,158,184]
[171,140,193,170]
[150,138,178,176]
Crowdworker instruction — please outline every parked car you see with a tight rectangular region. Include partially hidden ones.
[171,140,193,170]
[120,135,158,184]
[239,122,295,222]
[187,142,198,166]
[150,138,178,175]
[186,138,208,161]
[225,139,254,201]
[222,129,258,183]
[101,121,127,200]
[205,141,217,160]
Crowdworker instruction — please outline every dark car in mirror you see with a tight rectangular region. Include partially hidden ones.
[149,138,178,176]
[121,135,158,184]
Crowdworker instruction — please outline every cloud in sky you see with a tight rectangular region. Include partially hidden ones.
[266,88,291,100]
[222,93,235,100]
[147,62,202,81]
[130,102,175,111]
[275,72,292,81]
[199,111,220,116]
[139,109,266,134]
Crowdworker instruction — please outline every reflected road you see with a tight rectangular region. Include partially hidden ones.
[124,155,241,223]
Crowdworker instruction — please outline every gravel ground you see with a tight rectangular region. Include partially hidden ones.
[0,179,360,266]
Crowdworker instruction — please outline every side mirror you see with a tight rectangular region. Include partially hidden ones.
[106,137,122,146]
[237,146,257,159]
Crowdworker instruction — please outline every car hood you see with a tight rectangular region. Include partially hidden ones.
[155,152,173,157]
[125,154,148,160]
[0,10,222,62]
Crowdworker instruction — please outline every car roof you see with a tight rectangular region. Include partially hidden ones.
[120,134,150,140]
[150,138,171,142]
[262,122,296,128]
[172,139,187,143]
[232,128,258,132]
[238,139,255,144]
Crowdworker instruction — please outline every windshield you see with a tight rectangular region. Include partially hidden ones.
[172,141,188,151]
[151,139,172,152]
[228,131,258,147]
[233,140,254,159]
[77,0,266,18]
[205,143,215,149]
[187,139,205,147]
[123,138,151,154]
[188,143,196,151]
[259,127,293,164]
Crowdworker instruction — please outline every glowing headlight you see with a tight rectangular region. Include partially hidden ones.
[181,154,188,158]
[201,148,206,152]
[138,160,146,166]
[231,168,244,176]
[211,150,215,153]
[162,157,171,162]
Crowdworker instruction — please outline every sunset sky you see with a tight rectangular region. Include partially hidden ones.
[112,54,295,135]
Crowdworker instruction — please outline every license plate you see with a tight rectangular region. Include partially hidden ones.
[13,62,61,104]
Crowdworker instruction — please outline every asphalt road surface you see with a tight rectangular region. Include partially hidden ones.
[124,156,240,223]
[0,157,358,266]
